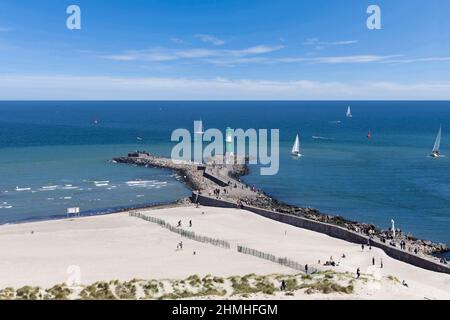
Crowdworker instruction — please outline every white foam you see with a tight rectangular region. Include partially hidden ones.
[42,185,58,190]
[126,180,162,188]
[95,183,109,187]
[62,186,79,190]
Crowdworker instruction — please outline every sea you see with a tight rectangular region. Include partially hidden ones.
[0,101,449,257]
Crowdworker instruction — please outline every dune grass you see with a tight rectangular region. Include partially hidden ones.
[0,270,361,300]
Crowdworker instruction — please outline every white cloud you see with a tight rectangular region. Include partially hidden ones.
[170,38,187,45]
[239,45,283,55]
[303,38,358,46]
[205,54,401,66]
[308,55,402,64]
[1,74,450,100]
[303,38,358,50]
[101,45,284,62]
[194,34,225,46]
[381,56,450,64]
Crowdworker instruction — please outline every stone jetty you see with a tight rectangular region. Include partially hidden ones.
[114,151,449,260]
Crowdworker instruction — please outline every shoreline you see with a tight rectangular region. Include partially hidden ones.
[0,198,191,227]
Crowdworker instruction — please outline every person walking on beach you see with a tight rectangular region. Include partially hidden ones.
[177,220,181,227]
[361,244,365,251]
[356,267,361,279]
[189,220,192,227]
[280,280,286,291]
[380,258,383,269]
[305,264,308,274]
[372,257,375,266]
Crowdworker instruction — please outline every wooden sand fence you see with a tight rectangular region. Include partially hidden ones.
[129,212,231,249]
[237,245,315,273]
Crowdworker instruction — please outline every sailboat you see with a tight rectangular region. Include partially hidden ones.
[367,129,372,140]
[430,125,442,158]
[194,119,204,135]
[291,134,301,157]
[346,106,352,118]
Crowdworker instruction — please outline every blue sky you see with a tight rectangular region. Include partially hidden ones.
[0,0,450,99]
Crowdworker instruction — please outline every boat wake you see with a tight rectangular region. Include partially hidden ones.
[15,187,31,191]
[312,136,333,140]
[126,180,167,188]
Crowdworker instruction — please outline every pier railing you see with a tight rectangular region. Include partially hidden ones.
[129,212,231,249]
[237,245,315,273]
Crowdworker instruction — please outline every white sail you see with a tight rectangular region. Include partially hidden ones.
[292,134,300,155]
[194,119,204,134]
[346,106,352,118]
[432,126,442,153]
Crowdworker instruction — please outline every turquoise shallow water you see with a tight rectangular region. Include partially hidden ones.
[0,101,449,253]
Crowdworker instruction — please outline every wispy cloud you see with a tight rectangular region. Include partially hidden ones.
[303,38,358,46]
[381,56,450,64]
[303,38,358,50]
[102,46,398,66]
[1,74,450,100]
[101,45,284,62]
[194,34,225,46]
[100,44,449,68]
[205,54,401,66]
[307,54,401,64]
[170,38,188,45]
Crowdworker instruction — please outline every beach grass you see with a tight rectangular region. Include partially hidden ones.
[0,271,366,300]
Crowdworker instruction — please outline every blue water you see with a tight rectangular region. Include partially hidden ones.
[0,101,449,252]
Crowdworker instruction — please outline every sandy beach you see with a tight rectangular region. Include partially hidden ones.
[0,205,449,300]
